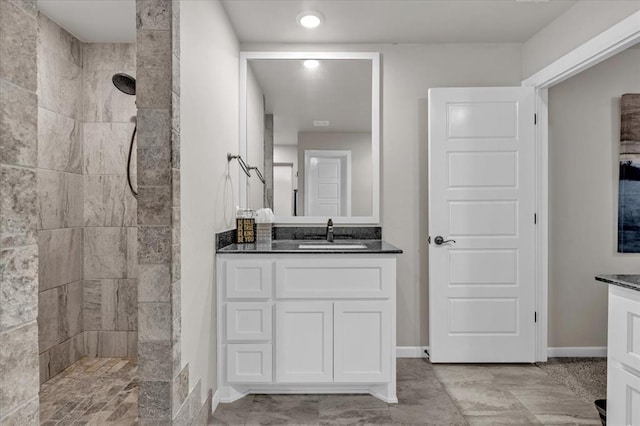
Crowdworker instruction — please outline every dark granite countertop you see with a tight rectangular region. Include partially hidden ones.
[217,240,402,254]
[596,274,640,292]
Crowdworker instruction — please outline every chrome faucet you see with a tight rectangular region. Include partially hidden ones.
[326,218,334,242]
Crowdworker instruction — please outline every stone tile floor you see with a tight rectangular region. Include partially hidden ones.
[39,357,602,425]
[211,359,602,425]
[39,357,137,425]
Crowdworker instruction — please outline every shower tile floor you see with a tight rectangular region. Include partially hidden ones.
[39,357,137,425]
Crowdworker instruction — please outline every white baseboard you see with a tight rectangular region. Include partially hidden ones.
[547,347,607,357]
[211,390,220,416]
[396,346,430,358]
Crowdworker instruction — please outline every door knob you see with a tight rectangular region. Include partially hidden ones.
[434,236,456,245]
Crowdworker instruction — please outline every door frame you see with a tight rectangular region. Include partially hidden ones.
[523,10,640,361]
[304,149,352,217]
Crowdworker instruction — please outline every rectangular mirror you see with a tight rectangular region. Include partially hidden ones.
[239,52,380,224]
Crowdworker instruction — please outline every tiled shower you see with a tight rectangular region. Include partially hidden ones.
[36,13,138,383]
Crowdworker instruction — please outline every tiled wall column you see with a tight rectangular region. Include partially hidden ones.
[0,0,40,424]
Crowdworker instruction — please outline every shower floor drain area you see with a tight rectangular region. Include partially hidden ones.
[39,357,137,425]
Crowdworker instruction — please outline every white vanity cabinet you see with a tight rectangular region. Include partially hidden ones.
[216,254,398,404]
[607,284,640,426]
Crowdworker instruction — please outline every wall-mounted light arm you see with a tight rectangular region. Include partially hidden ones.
[227,153,251,177]
[248,166,265,184]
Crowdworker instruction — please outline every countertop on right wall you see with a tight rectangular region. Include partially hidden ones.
[595,274,640,292]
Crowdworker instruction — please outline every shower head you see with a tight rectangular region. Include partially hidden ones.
[112,73,136,95]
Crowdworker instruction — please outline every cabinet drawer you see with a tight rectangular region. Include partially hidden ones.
[225,260,273,299]
[226,302,272,341]
[276,258,394,299]
[608,286,640,372]
[227,344,273,383]
[607,363,640,426]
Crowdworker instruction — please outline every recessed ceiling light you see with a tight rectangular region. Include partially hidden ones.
[297,10,324,29]
[303,59,319,69]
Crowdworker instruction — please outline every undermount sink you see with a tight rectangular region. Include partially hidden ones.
[298,243,367,250]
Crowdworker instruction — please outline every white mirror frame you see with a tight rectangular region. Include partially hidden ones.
[239,51,381,224]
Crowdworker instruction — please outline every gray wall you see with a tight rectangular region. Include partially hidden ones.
[548,48,640,348]
[0,0,40,423]
[37,12,85,384]
[82,42,138,359]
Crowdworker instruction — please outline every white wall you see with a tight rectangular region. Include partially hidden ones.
[181,0,239,400]
[274,144,298,184]
[522,1,640,79]
[246,66,265,210]
[548,48,640,348]
[297,132,372,216]
[242,43,522,346]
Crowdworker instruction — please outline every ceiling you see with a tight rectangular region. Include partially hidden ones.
[37,0,135,43]
[250,59,372,145]
[222,0,577,44]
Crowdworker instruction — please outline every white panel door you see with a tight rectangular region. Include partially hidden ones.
[428,87,536,363]
[276,302,333,383]
[308,157,341,216]
[334,302,391,383]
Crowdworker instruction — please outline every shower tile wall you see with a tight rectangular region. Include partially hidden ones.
[36,13,85,384]
[82,42,138,359]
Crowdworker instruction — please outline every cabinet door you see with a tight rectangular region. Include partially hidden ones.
[276,302,333,383]
[608,286,640,372]
[608,363,640,426]
[334,301,391,383]
[226,302,272,341]
[227,344,273,383]
[225,259,272,299]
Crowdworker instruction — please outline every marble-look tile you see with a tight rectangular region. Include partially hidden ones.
[83,43,136,71]
[37,12,82,67]
[0,321,39,414]
[0,244,38,332]
[172,168,180,206]
[38,281,83,352]
[443,382,526,416]
[172,364,188,416]
[466,411,542,425]
[38,227,82,290]
[319,408,391,425]
[138,341,171,381]
[138,30,171,69]
[47,332,84,379]
[139,380,171,419]
[211,395,254,425]
[171,129,180,169]
[83,279,137,331]
[173,379,201,426]
[137,185,171,225]
[138,263,171,302]
[7,0,37,17]
[138,226,171,264]
[0,394,39,425]
[172,339,180,373]
[171,243,181,282]
[432,364,495,384]
[127,331,138,358]
[172,207,180,244]
[39,350,50,384]
[138,145,171,186]
[246,395,320,426]
[389,396,467,426]
[83,122,136,174]
[84,330,130,358]
[171,279,181,344]
[37,107,81,173]
[38,285,59,352]
[137,0,171,30]
[0,1,37,91]
[511,387,601,424]
[37,45,82,120]
[172,92,180,133]
[137,108,171,148]
[172,54,180,96]
[196,389,213,426]
[138,302,171,341]
[84,175,137,227]
[318,395,388,413]
[0,80,37,167]
[137,67,172,109]
[171,0,180,59]
[37,170,83,230]
[0,166,37,247]
[84,227,137,279]
[83,69,137,123]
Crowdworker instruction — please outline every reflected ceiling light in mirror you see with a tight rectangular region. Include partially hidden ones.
[303,59,320,69]
[297,10,324,29]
